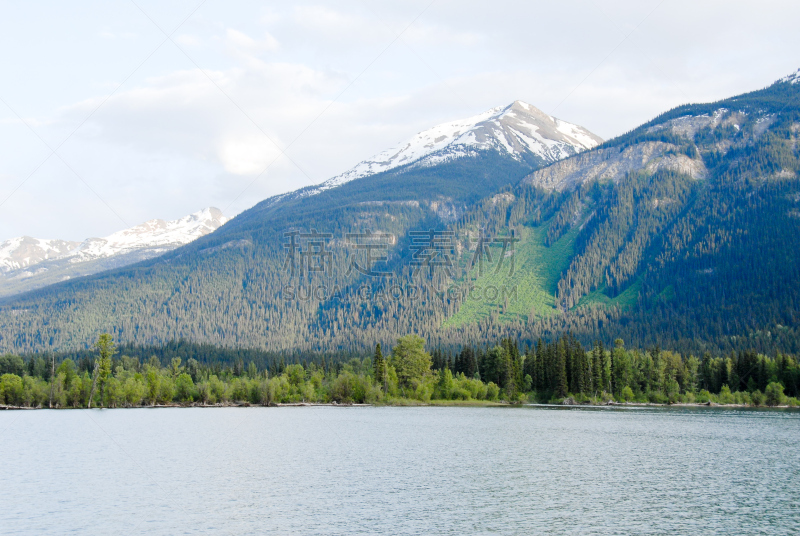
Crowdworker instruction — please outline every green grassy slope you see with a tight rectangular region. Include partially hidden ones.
[443,221,578,328]
[577,279,643,310]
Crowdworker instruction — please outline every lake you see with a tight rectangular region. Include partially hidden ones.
[1,405,798,535]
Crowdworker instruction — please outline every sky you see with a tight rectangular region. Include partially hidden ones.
[1,0,798,241]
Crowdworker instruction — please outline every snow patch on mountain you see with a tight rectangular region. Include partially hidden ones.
[314,101,602,193]
[69,207,229,262]
[0,237,79,272]
[0,207,229,273]
[781,68,800,85]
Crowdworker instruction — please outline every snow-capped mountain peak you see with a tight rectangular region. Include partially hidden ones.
[69,207,229,261]
[0,237,80,272]
[317,100,602,191]
[0,207,229,274]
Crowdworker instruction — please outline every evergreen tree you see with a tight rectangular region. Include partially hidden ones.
[460,346,477,379]
[579,341,590,395]
[523,345,536,389]
[373,343,384,387]
[611,339,625,396]
[592,341,603,395]
[556,338,568,398]
[535,338,545,391]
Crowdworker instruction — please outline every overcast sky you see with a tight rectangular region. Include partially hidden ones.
[1,0,798,240]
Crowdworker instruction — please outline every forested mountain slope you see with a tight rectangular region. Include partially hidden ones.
[0,103,599,353]
[0,208,229,297]
[2,77,799,357]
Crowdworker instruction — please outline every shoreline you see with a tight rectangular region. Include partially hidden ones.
[2,401,797,410]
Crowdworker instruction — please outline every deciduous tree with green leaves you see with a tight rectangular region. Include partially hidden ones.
[765,382,785,407]
[390,335,431,388]
[88,333,115,408]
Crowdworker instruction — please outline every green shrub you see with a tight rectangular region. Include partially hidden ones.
[209,375,227,402]
[574,392,591,404]
[248,379,272,405]
[175,372,195,402]
[68,376,86,407]
[765,382,786,407]
[104,377,124,407]
[734,391,751,405]
[648,390,668,404]
[51,372,68,408]
[229,378,249,402]
[665,379,680,401]
[364,383,385,404]
[412,377,434,402]
[196,381,212,404]
[330,371,368,403]
[621,386,634,402]
[718,385,734,404]
[285,364,306,387]
[457,376,485,400]
[299,381,317,402]
[268,375,290,403]
[451,387,471,400]
[749,390,764,406]
[523,374,533,393]
[124,376,145,406]
[157,375,175,404]
[0,373,24,406]
[22,376,49,407]
[0,355,25,376]
[435,368,454,400]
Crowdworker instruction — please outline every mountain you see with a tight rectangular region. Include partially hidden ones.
[268,101,601,204]
[0,207,228,297]
[63,207,229,262]
[0,100,601,353]
[2,75,800,358]
[316,101,601,191]
[0,237,80,272]
[782,68,800,84]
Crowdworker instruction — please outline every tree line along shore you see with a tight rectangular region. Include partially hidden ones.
[1,333,798,409]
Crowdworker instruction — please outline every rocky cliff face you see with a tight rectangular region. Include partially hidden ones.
[523,141,708,191]
[521,107,778,192]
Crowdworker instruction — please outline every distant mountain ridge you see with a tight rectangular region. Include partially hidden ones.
[64,207,229,262]
[0,237,80,272]
[0,207,228,296]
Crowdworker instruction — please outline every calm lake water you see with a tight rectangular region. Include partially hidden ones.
[1,405,798,535]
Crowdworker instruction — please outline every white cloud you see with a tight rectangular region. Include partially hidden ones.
[98,29,137,40]
[61,60,348,167]
[225,28,280,53]
[175,34,202,48]
[1,0,800,241]
[217,134,284,175]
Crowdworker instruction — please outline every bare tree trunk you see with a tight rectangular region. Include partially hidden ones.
[49,354,55,409]
[87,361,99,409]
